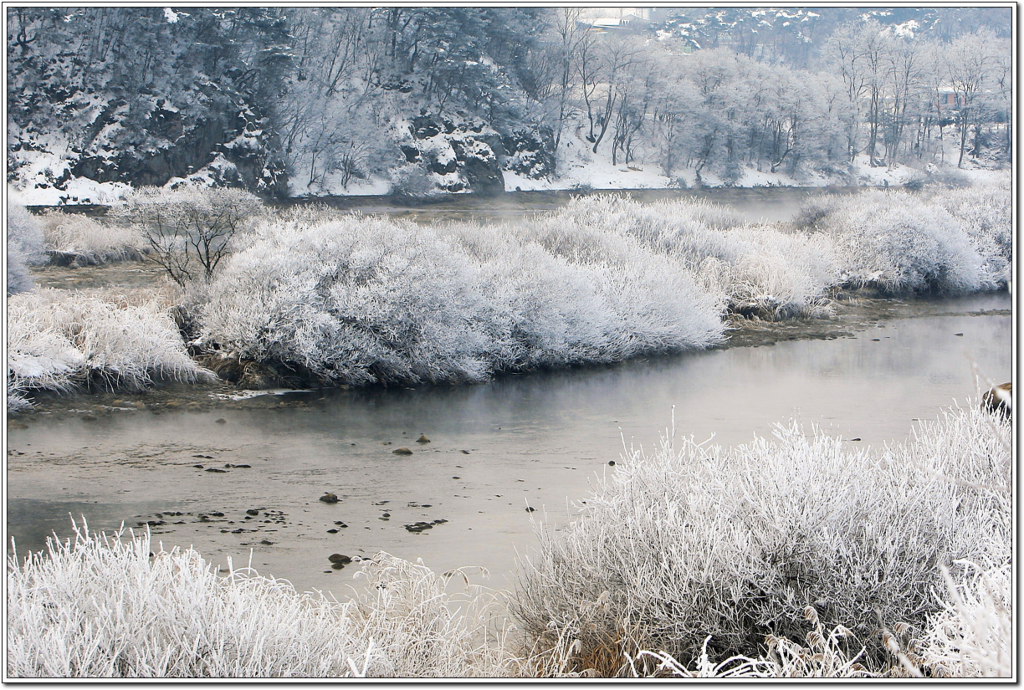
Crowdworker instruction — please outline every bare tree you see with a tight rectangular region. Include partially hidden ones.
[549,9,591,152]
[576,31,601,144]
[114,187,262,287]
[883,37,924,167]
[992,44,1011,157]
[946,32,996,167]
[823,22,870,162]
[858,23,888,166]
[590,35,645,155]
[611,58,654,166]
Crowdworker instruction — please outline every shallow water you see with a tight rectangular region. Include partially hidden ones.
[6,292,1011,596]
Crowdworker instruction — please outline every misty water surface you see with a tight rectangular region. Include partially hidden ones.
[7,292,1010,595]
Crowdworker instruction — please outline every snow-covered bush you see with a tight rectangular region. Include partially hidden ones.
[7,289,212,410]
[710,227,838,319]
[389,165,436,198]
[791,193,849,231]
[511,404,1010,675]
[39,211,145,263]
[931,182,1012,287]
[914,561,1011,678]
[7,245,35,297]
[198,212,725,386]
[829,191,985,292]
[527,196,836,319]
[191,189,1009,389]
[6,520,511,677]
[110,185,263,286]
[7,202,45,295]
[801,188,1009,294]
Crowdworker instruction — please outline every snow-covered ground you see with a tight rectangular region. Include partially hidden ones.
[7,125,1008,206]
[9,173,131,207]
[503,122,1005,192]
[287,176,392,198]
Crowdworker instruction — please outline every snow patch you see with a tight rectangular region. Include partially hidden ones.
[9,175,131,206]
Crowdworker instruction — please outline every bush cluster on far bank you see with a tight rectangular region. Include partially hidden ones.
[6,180,1012,403]
[6,289,212,411]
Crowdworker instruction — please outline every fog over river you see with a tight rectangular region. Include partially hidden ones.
[6,292,1010,596]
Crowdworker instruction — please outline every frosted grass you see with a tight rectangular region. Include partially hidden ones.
[7,289,213,410]
[915,561,1011,677]
[511,404,1010,675]
[6,521,514,678]
[39,211,145,263]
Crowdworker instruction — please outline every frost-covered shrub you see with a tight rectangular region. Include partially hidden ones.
[7,289,212,409]
[195,188,1008,389]
[389,165,436,198]
[712,227,838,319]
[6,521,511,678]
[203,217,497,385]
[7,245,35,297]
[7,202,45,295]
[925,167,972,189]
[39,211,145,263]
[8,201,44,259]
[931,183,1012,287]
[792,194,849,231]
[110,185,263,286]
[530,196,835,320]
[800,185,1011,294]
[814,190,991,293]
[511,405,1010,674]
[915,561,1011,678]
[199,213,725,386]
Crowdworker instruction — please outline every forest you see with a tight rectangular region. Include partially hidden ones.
[6,7,1012,199]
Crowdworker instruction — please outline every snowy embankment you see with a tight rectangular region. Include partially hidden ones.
[6,405,1010,678]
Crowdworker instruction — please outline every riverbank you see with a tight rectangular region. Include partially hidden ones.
[10,285,1011,418]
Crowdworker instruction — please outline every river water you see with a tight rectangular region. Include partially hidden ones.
[273,185,861,225]
[6,289,1011,596]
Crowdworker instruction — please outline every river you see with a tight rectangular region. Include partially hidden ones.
[6,287,1011,596]
[273,186,862,225]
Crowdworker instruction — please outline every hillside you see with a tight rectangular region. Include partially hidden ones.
[6,7,1011,203]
